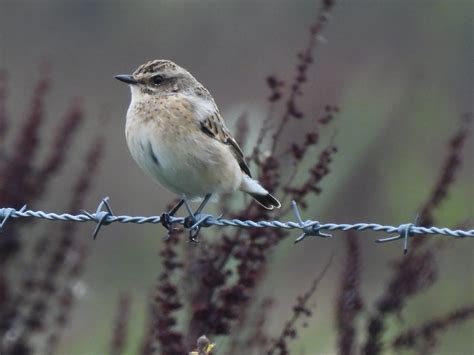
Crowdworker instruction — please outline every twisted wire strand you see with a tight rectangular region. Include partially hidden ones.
[0,197,473,253]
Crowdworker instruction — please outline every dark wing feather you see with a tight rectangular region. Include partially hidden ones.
[200,113,252,177]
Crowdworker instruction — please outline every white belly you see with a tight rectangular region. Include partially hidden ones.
[125,119,242,199]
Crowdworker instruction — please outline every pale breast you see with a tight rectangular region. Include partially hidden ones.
[125,94,242,198]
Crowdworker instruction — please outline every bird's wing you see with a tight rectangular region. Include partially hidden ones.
[200,111,252,177]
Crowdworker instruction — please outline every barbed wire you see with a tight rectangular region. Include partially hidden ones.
[0,197,472,254]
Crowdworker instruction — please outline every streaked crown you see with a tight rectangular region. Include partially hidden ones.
[132,59,200,95]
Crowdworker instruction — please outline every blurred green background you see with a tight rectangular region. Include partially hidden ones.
[0,0,472,354]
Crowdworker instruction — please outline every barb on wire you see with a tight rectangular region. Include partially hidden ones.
[376,215,419,254]
[291,201,332,243]
[0,204,27,231]
[81,197,114,240]
[0,198,473,253]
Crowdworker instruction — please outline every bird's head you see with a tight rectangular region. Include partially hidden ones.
[115,59,200,98]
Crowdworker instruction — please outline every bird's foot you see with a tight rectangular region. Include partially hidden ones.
[160,211,173,230]
[160,198,186,239]
[181,194,213,243]
[160,212,181,240]
[183,212,216,243]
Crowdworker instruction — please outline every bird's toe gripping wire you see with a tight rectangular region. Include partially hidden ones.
[161,199,185,238]
[291,201,332,243]
[182,194,216,243]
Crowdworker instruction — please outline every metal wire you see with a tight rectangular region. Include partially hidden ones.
[0,197,472,252]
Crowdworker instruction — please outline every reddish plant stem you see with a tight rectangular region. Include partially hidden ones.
[0,71,7,146]
[267,254,333,355]
[109,294,132,355]
[391,306,474,352]
[335,233,363,355]
[414,115,471,248]
[270,1,335,154]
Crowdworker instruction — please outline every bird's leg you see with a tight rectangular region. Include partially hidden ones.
[195,193,212,215]
[161,198,185,234]
[170,198,185,215]
[186,194,213,243]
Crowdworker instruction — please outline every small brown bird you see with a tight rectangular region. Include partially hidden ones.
[115,59,281,215]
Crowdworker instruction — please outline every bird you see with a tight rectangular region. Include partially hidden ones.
[115,59,281,222]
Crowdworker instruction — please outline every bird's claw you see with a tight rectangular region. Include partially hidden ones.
[184,214,200,243]
[160,212,173,230]
[161,212,181,240]
[189,230,200,243]
[161,196,212,243]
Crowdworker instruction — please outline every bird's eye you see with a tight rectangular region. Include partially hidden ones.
[151,75,165,85]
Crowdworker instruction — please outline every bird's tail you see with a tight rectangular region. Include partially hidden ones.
[240,175,281,210]
[248,192,281,210]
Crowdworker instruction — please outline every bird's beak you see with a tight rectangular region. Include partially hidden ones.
[114,74,138,85]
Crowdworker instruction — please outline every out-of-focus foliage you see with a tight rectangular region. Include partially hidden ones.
[0,0,472,354]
